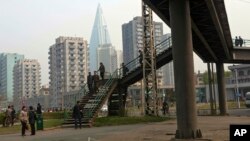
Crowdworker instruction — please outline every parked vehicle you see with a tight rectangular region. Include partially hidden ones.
[245,92,250,108]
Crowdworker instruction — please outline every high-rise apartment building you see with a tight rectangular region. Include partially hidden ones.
[122,16,163,85]
[122,16,163,65]
[89,4,111,71]
[13,59,41,108]
[0,53,24,105]
[48,36,89,108]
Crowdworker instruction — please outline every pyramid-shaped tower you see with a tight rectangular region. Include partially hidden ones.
[89,4,111,71]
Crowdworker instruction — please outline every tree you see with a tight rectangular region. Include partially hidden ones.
[202,70,231,85]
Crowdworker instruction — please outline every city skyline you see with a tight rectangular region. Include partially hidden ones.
[1,0,250,84]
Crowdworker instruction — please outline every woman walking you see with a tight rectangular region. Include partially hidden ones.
[20,106,28,136]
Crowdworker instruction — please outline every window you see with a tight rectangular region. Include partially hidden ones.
[247,70,250,75]
[238,71,244,76]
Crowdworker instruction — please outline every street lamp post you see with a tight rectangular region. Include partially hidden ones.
[235,68,240,108]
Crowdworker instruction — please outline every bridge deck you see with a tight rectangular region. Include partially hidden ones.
[143,0,234,63]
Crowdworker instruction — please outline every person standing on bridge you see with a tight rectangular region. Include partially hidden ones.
[235,36,239,47]
[122,63,129,77]
[239,36,243,47]
[93,71,100,94]
[99,62,105,80]
[87,72,93,95]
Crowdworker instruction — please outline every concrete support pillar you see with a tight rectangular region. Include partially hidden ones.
[216,63,228,115]
[169,0,200,139]
[207,63,216,115]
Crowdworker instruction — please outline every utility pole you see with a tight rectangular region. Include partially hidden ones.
[142,1,158,116]
[235,68,240,108]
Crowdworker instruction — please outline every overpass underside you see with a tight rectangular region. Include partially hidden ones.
[142,0,240,139]
[144,0,235,63]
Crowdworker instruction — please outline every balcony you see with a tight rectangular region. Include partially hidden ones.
[78,56,84,60]
[69,56,75,60]
[70,78,76,81]
[79,77,85,81]
[78,51,84,54]
[69,46,75,49]
[70,83,76,86]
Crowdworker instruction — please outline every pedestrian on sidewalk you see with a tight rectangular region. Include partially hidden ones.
[72,101,82,129]
[28,106,37,135]
[11,105,16,126]
[20,106,28,136]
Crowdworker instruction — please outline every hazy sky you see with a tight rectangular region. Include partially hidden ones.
[1,0,250,84]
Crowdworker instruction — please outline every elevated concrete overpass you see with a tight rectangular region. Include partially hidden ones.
[142,0,250,139]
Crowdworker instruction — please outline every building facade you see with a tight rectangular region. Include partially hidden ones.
[227,64,250,100]
[122,16,163,66]
[13,59,41,109]
[0,53,24,106]
[97,44,117,74]
[122,16,164,86]
[48,36,89,109]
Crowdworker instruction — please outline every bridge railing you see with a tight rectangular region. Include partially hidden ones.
[115,37,172,79]
[232,38,250,47]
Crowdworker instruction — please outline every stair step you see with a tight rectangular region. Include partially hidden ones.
[61,123,91,128]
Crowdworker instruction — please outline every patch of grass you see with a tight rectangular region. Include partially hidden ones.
[93,116,171,127]
[0,125,20,135]
[0,119,64,135]
[43,119,64,128]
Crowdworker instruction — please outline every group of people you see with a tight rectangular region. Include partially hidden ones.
[3,105,16,127]
[19,103,42,136]
[87,62,105,95]
[235,36,244,47]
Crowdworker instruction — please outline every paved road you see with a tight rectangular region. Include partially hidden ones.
[1,116,250,141]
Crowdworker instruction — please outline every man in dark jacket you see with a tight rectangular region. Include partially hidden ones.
[28,106,37,135]
[93,71,100,94]
[99,62,105,80]
[73,101,82,129]
[36,103,42,115]
[87,72,93,95]
[122,63,129,77]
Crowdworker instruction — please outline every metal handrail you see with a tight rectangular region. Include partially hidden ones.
[83,36,173,118]
[232,38,250,47]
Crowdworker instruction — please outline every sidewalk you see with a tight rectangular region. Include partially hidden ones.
[0,116,249,141]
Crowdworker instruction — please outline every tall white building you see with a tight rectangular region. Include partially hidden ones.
[97,44,117,74]
[89,4,112,71]
[13,59,41,108]
[48,36,89,108]
[116,49,123,68]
